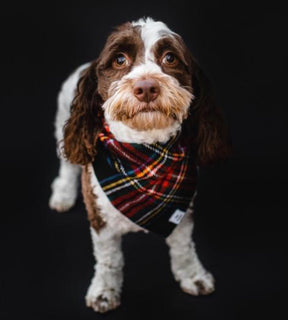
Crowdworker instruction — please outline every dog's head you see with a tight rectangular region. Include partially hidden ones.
[64,17,230,165]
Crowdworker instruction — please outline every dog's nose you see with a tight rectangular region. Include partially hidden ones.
[133,79,160,102]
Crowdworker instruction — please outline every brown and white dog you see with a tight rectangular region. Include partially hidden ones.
[49,17,229,313]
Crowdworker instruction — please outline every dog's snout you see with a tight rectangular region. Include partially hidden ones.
[133,79,160,102]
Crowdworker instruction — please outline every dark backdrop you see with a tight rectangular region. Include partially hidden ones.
[1,1,287,319]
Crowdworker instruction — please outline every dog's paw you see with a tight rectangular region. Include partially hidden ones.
[49,190,76,212]
[86,288,121,313]
[49,177,77,212]
[180,272,215,296]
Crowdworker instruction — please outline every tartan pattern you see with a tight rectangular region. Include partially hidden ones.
[93,124,197,236]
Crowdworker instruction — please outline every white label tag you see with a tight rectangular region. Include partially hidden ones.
[169,209,186,225]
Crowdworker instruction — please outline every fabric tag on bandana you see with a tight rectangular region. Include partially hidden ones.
[169,209,186,225]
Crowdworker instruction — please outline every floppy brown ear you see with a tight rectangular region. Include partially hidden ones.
[188,57,231,166]
[63,61,104,165]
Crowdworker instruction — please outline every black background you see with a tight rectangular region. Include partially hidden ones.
[0,1,287,319]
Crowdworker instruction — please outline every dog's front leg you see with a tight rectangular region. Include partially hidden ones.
[86,227,124,313]
[166,210,215,295]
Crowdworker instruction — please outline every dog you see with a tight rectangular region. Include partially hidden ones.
[49,17,229,313]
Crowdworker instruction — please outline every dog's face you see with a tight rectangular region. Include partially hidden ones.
[64,18,230,165]
[96,18,193,131]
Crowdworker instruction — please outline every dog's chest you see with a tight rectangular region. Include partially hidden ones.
[89,127,198,237]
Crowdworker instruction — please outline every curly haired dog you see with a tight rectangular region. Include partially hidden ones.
[49,17,229,313]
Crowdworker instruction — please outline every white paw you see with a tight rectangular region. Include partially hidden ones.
[49,177,77,212]
[180,272,215,296]
[85,287,121,313]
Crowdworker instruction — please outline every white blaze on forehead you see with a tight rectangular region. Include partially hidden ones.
[132,17,177,62]
[124,61,162,80]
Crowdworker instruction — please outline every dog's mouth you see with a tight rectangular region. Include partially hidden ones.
[129,101,178,117]
[134,104,180,123]
[138,106,155,113]
[121,108,176,131]
[104,101,182,131]
[135,103,161,114]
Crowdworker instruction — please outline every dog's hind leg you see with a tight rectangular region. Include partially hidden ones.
[166,206,215,295]
[49,159,80,212]
[49,93,81,212]
[49,64,89,212]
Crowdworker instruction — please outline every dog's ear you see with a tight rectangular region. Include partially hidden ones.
[186,56,231,166]
[63,61,104,165]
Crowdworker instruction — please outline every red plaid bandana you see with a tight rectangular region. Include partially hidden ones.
[93,124,197,236]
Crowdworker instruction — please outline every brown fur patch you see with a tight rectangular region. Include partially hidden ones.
[63,61,104,165]
[152,35,192,90]
[81,165,106,232]
[96,23,144,100]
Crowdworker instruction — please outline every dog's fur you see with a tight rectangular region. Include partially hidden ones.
[49,17,229,313]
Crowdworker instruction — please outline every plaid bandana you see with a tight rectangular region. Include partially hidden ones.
[93,124,197,237]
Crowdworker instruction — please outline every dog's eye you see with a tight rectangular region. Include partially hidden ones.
[113,53,130,69]
[162,52,179,67]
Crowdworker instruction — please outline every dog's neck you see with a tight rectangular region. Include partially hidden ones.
[105,118,182,144]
